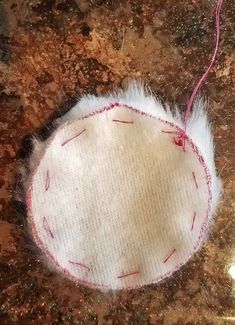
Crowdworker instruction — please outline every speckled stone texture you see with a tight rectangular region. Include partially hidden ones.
[0,0,234,324]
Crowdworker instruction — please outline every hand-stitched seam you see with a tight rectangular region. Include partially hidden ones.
[27,103,212,290]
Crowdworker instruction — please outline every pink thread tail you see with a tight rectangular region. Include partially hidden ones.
[163,249,176,263]
[112,119,134,124]
[61,128,86,146]
[183,0,223,131]
[117,271,139,279]
[69,260,91,271]
[191,212,197,231]
[45,170,50,191]
[168,0,223,149]
[43,217,54,239]
[192,172,199,189]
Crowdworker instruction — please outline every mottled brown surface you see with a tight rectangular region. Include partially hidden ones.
[0,0,234,324]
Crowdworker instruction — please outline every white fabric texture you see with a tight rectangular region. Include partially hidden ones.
[26,84,221,290]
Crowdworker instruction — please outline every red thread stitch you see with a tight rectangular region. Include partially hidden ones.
[173,137,184,148]
[43,217,54,239]
[45,170,50,191]
[69,260,91,271]
[112,119,134,124]
[192,172,199,189]
[61,128,86,146]
[191,212,196,231]
[161,130,187,150]
[163,249,176,263]
[117,271,139,279]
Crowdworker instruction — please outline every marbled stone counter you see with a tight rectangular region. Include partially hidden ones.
[0,1,234,324]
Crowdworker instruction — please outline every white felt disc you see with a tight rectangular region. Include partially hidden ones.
[27,103,213,290]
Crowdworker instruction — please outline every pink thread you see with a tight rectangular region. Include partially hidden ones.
[61,128,86,146]
[183,0,223,131]
[43,217,54,239]
[112,119,134,124]
[173,137,184,147]
[191,212,197,231]
[45,170,50,191]
[69,260,91,271]
[163,249,176,263]
[192,172,199,189]
[163,0,224,149]
[117,271,139,279]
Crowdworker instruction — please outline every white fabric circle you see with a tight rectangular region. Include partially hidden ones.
[27,104,211,290]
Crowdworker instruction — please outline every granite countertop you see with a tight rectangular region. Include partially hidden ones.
[0,0,234,324]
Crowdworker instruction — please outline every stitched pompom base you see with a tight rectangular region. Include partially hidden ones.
[26,97,219,290]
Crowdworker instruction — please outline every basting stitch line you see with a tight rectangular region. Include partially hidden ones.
[192,172,199,189]
[43,216,54,239]
[161,130,178,134]
[112,119,134,124]
[163,249,176,263]
[69,260,91,271]
[45,170,50,191]
[61,128,86,146]
[191,212,196,231]
[117,271,139,279]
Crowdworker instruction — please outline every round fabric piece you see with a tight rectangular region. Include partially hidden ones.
[27,104,211,290]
